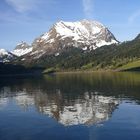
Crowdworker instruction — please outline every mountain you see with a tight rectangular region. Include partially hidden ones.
[12,42,32,57]
[134,34,140,40]
[0,49,16,63]
[1,19,140,73]
[30,20,118,58]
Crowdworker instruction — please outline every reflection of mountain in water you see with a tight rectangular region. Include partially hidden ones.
[14,91,119,126]
[14,93,34,110]
[0,98,8,108]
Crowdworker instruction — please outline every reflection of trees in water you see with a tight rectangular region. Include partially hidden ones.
[1,72,140,102]
[14,90,119,126]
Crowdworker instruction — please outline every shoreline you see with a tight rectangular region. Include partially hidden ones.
[0,69,139,77]
[47,68,140,74]
[55,70,118,74]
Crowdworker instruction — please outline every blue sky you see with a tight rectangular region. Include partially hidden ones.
[0,0,140,50]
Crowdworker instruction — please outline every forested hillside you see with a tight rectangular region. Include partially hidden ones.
[31,35,140,72]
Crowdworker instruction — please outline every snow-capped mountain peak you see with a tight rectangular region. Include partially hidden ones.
[44,20,105,41]
[0,49,16,63]
[31,19,118,56]
[12,41,32,57]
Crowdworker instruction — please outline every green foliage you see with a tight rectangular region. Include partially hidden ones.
[118,59,140,71]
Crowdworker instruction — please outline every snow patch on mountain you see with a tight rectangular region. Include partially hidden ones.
[0,49,15,63]
[53,20,103,40]
[12,42,32,57]
[13,48,33,57]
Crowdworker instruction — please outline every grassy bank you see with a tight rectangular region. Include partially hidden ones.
[118,60,140,71]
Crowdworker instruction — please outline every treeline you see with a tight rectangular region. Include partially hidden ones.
[0,63,44,76]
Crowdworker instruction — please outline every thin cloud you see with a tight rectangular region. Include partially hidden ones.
[5,0,37,13]
[128,10,140,24]
[82,0,94,18]
[2,0,57,23]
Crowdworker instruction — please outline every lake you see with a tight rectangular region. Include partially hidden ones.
[0,72,140,140]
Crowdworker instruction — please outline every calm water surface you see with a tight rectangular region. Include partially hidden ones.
[0,72,140,140]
